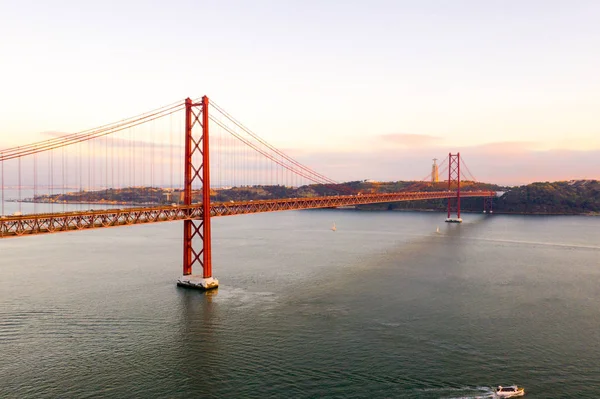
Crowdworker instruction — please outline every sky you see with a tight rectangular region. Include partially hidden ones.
[1,0,599,185]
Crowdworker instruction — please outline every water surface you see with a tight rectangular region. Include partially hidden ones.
[1,210,599,398]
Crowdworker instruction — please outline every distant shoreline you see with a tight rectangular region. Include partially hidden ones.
[7,199,150,206]
[347,208,599,217]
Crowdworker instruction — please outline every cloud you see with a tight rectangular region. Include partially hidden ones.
[39,130,70,138]
[30,131,180,150]
[287,132,598,184]
[292,143,600,185]
[464,149,600,185]
[3,128,598,187]
[471,141,540,154]
[378,133,442,148]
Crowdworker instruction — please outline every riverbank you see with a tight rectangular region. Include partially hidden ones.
[11,199,156,206]
[350,207,599,216]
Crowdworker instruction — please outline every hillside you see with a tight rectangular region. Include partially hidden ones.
[365,180,600,215]
[495,180,600,214]
[24,180,599,215]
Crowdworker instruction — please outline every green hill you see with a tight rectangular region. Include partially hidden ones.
[27,179,599,215]
[363,180,599,215]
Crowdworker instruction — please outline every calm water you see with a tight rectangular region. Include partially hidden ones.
[1,208,599,398]
[1,189,123,216]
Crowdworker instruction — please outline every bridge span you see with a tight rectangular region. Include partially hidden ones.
[0,190,495,238]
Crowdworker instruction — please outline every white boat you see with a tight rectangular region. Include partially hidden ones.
[331,222,336,231]
[495,385,525,397]
[436,226,440,233]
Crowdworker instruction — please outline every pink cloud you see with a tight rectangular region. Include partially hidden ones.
[39,130,69,137]
[293,144,600,185]
[378,133,441,148]
[472,141,540,155]
[33,131,178,149]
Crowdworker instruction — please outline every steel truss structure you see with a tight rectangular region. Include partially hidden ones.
[0,190,495,238]
[447,152,461,219]
[183,97,212,278]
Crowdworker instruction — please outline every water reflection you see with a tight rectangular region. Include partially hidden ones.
[175,288,223,394]
[2,210,599,397]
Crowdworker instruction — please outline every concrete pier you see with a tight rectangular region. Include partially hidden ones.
[445,218,463,223]
[177,275,219,290]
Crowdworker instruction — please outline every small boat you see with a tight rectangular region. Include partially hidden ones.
[436,226,440,233]
[495,385,525,397]
[331,222,336,232]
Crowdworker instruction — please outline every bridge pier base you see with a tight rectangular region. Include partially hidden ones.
[445,217,463,223]
[177,275,219,290]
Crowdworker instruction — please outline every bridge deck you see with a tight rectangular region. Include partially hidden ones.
[0,191,495,237]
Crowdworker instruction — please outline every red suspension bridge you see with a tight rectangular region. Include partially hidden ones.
[0,96,495,289]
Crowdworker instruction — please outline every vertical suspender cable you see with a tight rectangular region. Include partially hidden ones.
[87,140,91,198]
[159,119,163,191]
[132,127,135,192]
[105,132,108,199]
[18,156,21,213]
[1,153,4,216]
[150,120,154,189]
[78,142,82,210]
[111,130,114,199]
[62,146,65,211]
[170,114,173,191]
[91,137,94,196]
[33,152,37,213]
[50,149,54,212]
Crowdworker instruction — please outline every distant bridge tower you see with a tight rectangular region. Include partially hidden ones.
[445,153,462,223]
[431,158,439,183]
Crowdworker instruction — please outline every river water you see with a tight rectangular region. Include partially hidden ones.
[1,208,599,398]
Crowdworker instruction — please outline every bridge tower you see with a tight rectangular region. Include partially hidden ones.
[445,153,462,223]
[177,96,219,290]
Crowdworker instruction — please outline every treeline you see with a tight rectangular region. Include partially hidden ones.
[31,179,600,215]
[31,187,167,204]
[212,180,505,202]
[364,180,600,215]
[494,180,600,214]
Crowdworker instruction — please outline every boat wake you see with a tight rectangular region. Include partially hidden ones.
[461,236,600,251]
[416,385,496,399]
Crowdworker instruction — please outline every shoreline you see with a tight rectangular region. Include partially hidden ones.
[8,199,157,206]
[349,207,600,217]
